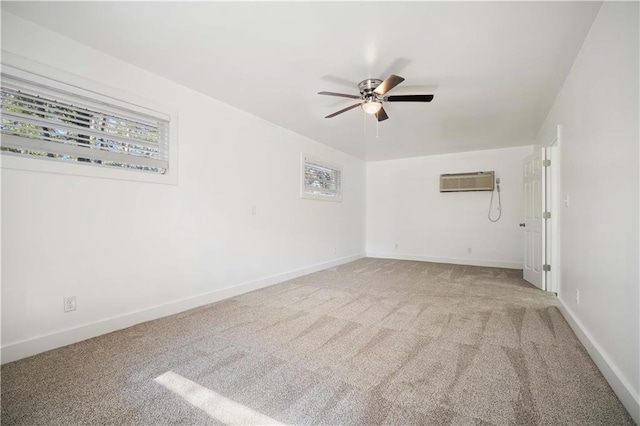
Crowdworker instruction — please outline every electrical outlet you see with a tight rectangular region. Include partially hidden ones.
[333,247,337,254]
[467,248,472,254]
[575,289,580,305]
[394,243,399,249]
[250,205,257,215]
[64,296,77,313]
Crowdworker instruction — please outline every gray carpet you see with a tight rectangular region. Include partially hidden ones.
[1,258,634,425]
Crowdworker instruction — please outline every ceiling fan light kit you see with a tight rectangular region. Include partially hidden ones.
[318,74,434,122]
[362,98,382,114]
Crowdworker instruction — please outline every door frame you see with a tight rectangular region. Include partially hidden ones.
[545,125,561,294]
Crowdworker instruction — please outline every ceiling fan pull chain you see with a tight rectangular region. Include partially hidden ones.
[376,116,379,138]
[363,109,367,136]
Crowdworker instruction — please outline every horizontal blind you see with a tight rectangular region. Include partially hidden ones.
[304,159,341,198]
[0,73,169,174]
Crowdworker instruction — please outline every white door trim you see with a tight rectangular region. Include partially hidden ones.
[545,125,561,294]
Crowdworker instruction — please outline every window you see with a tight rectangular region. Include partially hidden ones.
[301,156,342,201]
[1,72,170,175]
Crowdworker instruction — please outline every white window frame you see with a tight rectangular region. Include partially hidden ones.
[301,154,342,202]
[1,52,178,185]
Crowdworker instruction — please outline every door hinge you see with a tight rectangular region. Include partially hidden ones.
[543,159,551,167]
[543,264,551,272]
[543,211,551,219]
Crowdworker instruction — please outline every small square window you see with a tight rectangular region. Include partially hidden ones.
[301,155,342,201]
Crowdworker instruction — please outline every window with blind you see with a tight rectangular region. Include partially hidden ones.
[1,73,170,174]
[302,156,342,201]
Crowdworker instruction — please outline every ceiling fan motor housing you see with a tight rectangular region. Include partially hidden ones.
[358,79,383,99]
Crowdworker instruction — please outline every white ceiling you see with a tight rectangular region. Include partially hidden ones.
[2,2,601,161]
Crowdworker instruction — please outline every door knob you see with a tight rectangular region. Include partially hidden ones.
[519,223,526,227]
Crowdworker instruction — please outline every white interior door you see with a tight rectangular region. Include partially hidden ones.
[523,149,545,289]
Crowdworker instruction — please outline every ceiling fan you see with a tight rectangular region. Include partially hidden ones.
[318,74,434,122]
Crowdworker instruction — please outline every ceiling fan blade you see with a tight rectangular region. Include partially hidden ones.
[325,103,361,118]
[376,107,389,122]
[318,91,361,99]
[374,74,405,96]
[386,94,434,102]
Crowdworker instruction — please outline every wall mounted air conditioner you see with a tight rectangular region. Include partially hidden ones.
[440,171,495,192]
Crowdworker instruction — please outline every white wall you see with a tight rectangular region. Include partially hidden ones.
[366,146,532,269]
[534,2,639,422]
[0,13,366,362]
[2,6,638,421]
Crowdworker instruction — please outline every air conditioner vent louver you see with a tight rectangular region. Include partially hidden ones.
[440,171,495,192]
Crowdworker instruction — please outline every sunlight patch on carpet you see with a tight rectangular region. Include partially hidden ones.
[154,371,283,425]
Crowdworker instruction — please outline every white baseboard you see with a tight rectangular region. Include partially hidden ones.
[1,254,365,364]
[367,252,522,270]
[558,300,640,424]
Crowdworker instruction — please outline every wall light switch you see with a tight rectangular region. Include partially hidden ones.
[564,195,570,207]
